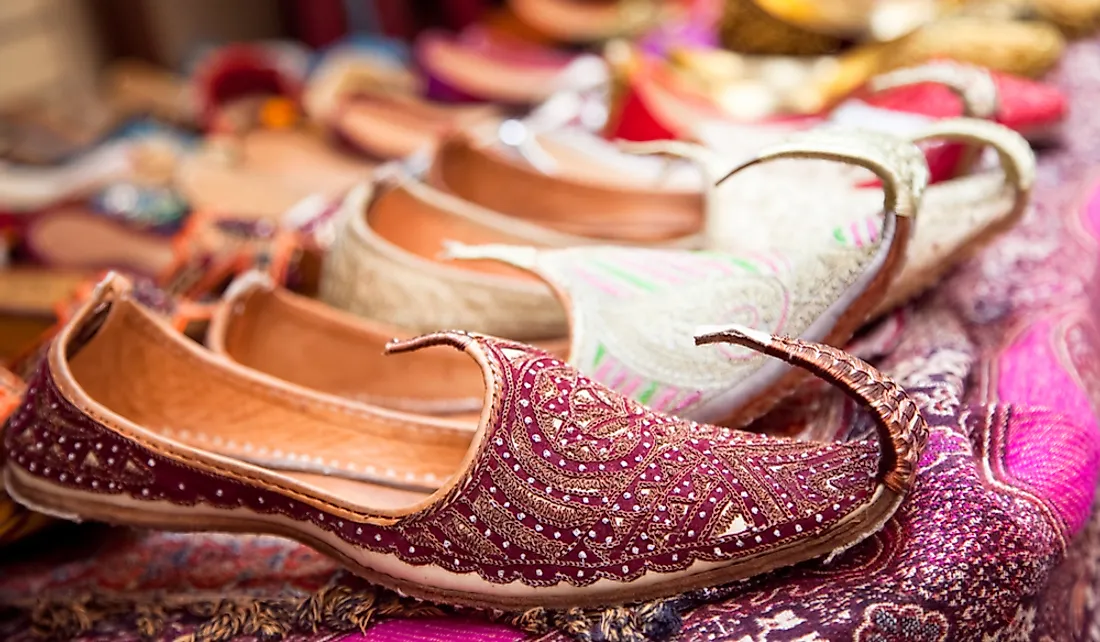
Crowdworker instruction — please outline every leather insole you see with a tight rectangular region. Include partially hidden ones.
[368,183,544,280]
[420,36,565,104]
[67,301,474,510]
[220,287,487,417]
[432,137,706,242]
[338,103,447,159]
[292,472,430,508]
[529,134,704,191]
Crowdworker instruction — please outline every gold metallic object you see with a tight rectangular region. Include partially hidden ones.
[1030,0,1100,37]
[720,0,845,55]
[807,14,1065,107]
[668,47,835,117]
[508,0,666,43]
[751,0,980,41]
[881,16,1065,77]
[808,45,890,111]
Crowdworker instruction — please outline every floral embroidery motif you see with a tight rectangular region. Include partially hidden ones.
[854,603,950,642]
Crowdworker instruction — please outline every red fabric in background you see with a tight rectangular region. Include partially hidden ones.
[441,0,493,30]
[285,0,497,47]
[285,0,348,49]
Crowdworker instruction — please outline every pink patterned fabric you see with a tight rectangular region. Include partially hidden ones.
[4,38,1100,642]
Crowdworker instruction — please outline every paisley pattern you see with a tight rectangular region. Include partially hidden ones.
[455,129,929,424]
[558,248,794,415]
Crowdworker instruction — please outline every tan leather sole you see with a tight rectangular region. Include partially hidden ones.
[5,463,902,610]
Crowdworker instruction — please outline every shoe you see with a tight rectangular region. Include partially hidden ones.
[872,15,1065,79]
[304,39,498,160]
[0,134,182,213]
[853,63,1066,144]
[318,172,586,340]
[158,212,303,300]
[209,271,562,420]
[3,272,927,609]
[1031,0,1100,37]
[444,127,928,425]
[414,28,605,105]
[605,45,751,142]
[325,94,498,161]
[428,126,706,244]
[18,203,177,276]
[305,35,421,103]
[103,59,199,128]
[320,148,710,340]
[0,90,124,166]
[620,50,1062,157]
[493,125,705,193]
[508,0,666,43]
[23,208,306,309]
[863,119,1035,314]
[191,41,311,131]
[717,0,845,55]
[750,0,931,40]
[651,118,1035,316]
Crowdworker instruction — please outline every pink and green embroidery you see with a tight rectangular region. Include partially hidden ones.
[569,249,795,415]
[834,216,885,249]
[592,344,705,414]
[563,249,792,301]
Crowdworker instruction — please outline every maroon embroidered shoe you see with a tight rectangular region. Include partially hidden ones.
[2,273,926,609]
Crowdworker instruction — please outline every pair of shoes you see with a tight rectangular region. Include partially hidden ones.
[316,143,705,341]
[309,61,1033,342]
[318,116,1032,424]
[3,271,926,610]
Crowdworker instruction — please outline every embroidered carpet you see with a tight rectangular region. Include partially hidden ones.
[3,37,1100,642]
